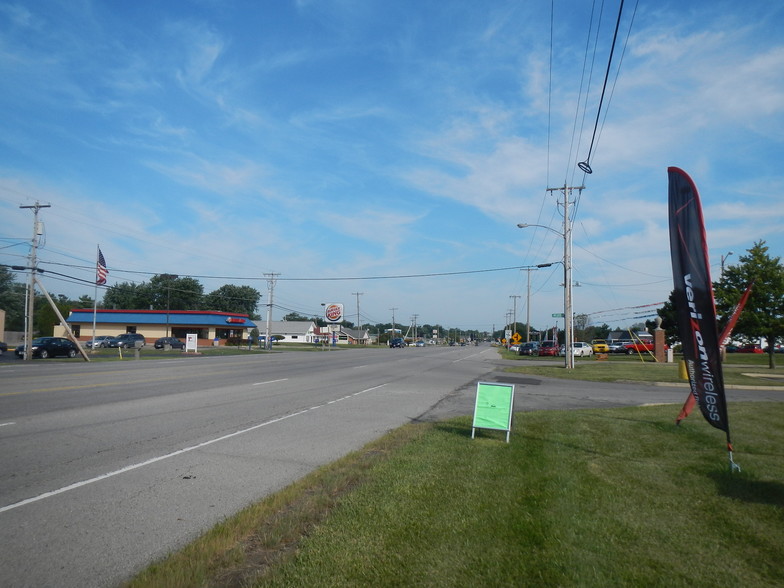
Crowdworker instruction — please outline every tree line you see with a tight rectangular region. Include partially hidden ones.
[1,241,780,358]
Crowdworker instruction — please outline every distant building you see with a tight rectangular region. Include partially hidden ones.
[314,325,370,345]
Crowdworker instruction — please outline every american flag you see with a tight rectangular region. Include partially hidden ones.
[96,248,108,285]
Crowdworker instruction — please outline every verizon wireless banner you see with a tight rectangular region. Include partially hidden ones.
[667,167,731,440]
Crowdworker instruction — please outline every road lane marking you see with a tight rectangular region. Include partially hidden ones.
[0,369,274,397]
[0,422,15,428]
[0,382,388,514]
[252,379,289,386]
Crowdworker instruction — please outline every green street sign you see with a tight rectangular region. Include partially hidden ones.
[552,313,565,317]
[472,382,515,443]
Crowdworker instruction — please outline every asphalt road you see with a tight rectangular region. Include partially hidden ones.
[0,346,779,587]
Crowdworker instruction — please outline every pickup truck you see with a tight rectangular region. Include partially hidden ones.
[622,340,657,354]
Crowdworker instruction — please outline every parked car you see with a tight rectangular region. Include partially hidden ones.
[622,340,662,355]
[106,333,147,348]
[389,338,405,348]
[84,335,114,349]
[608,341,628,353]
[15,337,79,359]
[154,337,185,350]
[591,339,609,353]
[558,342,594,357]
[518,342,540,356]
[0,341,8,354]
[573,342,594,357]
[536,340,559,357]
[737,344,763,354]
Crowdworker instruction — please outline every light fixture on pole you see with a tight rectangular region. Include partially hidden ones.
[524,262,553,343]
[517,223,573,369]
[721,251,733,277]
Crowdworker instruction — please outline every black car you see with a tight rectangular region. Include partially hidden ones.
[518,342,540,356]
[154,337,185,350]
[106,333,146,348]
[390,337,405,348]
[0,341,8,354]
[15,337,79,359]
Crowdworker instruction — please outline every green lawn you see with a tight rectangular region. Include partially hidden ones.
[126,402,784,588]
[501,349,783,388]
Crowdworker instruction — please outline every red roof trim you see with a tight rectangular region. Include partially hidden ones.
[70,309,250,318]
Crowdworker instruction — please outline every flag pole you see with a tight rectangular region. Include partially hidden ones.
[91,245,99,350]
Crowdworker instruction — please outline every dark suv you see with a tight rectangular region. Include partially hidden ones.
[518,342,540,356]
[389,338,405,348]
[107,333,146,348]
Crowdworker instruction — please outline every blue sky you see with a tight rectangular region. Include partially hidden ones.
[1,0,782,334]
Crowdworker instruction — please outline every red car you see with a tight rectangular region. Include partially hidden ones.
[622,340,654,355]
[737,344,763,354]
[536,340,560,356]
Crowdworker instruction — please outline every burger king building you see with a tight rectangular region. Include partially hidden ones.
[54,309,257,346]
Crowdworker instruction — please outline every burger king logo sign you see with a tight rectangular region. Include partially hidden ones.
[324,303,343,323]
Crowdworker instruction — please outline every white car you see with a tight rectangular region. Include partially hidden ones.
[560,342,594,357]
[573,342,594,356]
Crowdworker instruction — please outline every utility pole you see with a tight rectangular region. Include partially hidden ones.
[264,273,279,350]
[389,307,397,345]
[411,313,419,341]
[20,201,50,361]
[525,269,532,343]
[510,295,520,342]
[546,184,584,369]
[352,292,363,337]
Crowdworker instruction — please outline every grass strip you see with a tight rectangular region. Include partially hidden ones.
[125,402,784,588]
[502,352,784,388]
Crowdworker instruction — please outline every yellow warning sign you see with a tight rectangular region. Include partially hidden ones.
[511,332,522,343]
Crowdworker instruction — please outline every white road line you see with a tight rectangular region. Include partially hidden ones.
[0,382,388,514]
[0,422,16,428]
[252,378,289,386]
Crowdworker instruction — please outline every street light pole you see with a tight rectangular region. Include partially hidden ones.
[721,251,733,277]
[517,183,583,370]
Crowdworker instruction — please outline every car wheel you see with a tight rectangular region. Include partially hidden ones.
[627,348,635,355]
[40,349,49,359]
[67,349,77,358]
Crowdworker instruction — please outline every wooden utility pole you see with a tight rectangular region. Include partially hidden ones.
[19,201,50,360]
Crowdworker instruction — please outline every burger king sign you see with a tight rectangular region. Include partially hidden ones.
[324,303,344,323]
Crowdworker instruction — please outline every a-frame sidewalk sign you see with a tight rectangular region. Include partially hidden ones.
[472,381,515,443]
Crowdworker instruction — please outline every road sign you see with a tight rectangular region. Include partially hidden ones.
[511,332,522,343]
[552,313,565,317]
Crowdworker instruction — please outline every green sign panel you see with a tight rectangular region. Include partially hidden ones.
[472,382,515,443]
[552,313,565,317]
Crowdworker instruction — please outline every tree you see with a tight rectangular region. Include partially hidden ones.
[0,265,26,331]
[714,241,784,369]
[102,281,152,310]
[35,293,72,336]
[655,292,679,346]
[283,312,311,322]
[203,284,261,318]
[148,275,204,311]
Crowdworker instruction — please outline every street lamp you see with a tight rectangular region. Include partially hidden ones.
[517,223,574,369]
[721,251,733,277]
[161,273,179,337]
[524,262,553,343]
